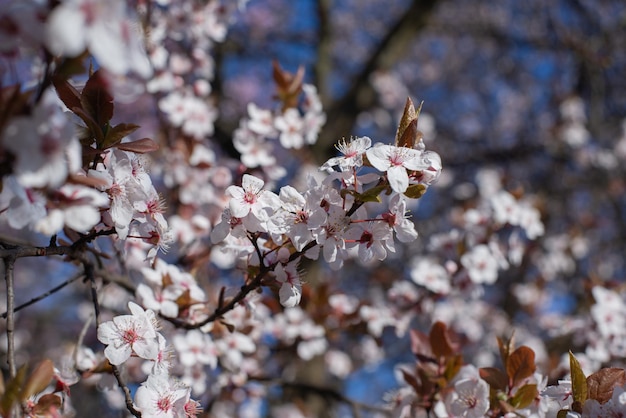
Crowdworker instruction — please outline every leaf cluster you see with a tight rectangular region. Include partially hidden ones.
[52,69,158,168]
[0,360,59,417]
[479,334,539,413]
[559,352,626,416]
[401,322,463,411]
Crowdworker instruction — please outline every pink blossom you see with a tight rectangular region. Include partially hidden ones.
[365,143,430,193]
[97,302,160,365]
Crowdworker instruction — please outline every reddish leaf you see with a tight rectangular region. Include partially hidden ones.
[52,76,83,113]
[480,367,508,391]
[401,368,422,393]
[569,351,587,407]
[497,334,516,369]
[395,98,423,149]
[115,138,159,154]
[72,107,104,145]
[32,393,62,415]
[506,346,536,387]
[102,123,140,149]
[80,69,113,126]
[272,61,304,109]
[410,329,432,358]
[429,321,454,358]
[587,367,626,404]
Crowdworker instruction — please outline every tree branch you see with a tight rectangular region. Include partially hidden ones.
[315,0,439,161]
[3,256,16,378]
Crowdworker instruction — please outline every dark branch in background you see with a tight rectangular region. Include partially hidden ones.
[314,0,333,100]
[314,0,440,162]
[250,376,392,418]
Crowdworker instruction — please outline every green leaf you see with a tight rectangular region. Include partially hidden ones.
[404,184,427,199]
[569,351,587,407]
[21,359,54,401]
[0,365,27,417]
[356,184,387,203]
[556,410,570,418]
[507,346,536,387]
[511,384,538,408]
[443,354,463,382]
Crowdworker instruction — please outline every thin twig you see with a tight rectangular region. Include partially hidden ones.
[3,256,16,378]
[111,364,142,417]
[84,259,141,417]
[0,272,84,319]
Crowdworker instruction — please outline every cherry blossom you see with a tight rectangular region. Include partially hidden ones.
[225,174,280,221]
[274,262,302,308]
[1,89,79,189]
[321,136,372,172]
[274,108,305,149]
[444,365,490,418]
[97,302,160,365]
[365,143,431,193]
[35,184,109,235]
[172,330,218,369]
[45,0,151,77]
[460,244,500,285]
[134,374,190,418]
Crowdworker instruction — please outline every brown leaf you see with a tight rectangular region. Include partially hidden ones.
[429,321,454,358]
[272,61,304,109]
[115,138,160,154]
[32,393,62,415]
[80,69,113,127]
[587,367,626,404]
[506,346,536,387]
[480,367,508,391]
[497,333,516,371]
[102,123,140,149]
[401,368,422,393]
[410,329,433,358]
[52,75,83,113]
[72,107,104,145]
[395,98,424,149]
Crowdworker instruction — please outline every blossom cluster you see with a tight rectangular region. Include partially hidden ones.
[2,0,626,417]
